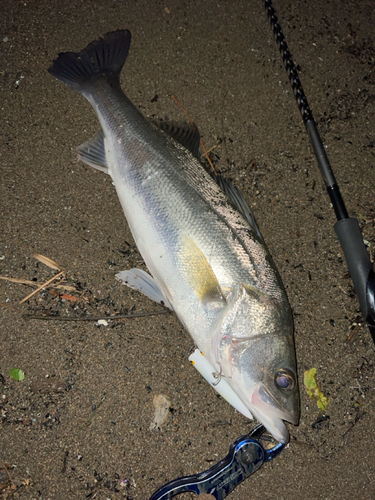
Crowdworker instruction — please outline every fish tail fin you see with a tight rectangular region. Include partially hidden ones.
[48,30,131,93]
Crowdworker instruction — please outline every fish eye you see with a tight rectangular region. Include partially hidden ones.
[275,369,295,391]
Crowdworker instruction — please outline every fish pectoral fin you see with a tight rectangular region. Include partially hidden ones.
[116,268,173,310]
[179,235,225,305]
[77,129,108,173]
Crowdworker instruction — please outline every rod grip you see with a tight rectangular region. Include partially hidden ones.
[334,218,374,321]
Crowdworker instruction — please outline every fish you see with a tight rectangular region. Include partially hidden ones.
[48,30,299,444]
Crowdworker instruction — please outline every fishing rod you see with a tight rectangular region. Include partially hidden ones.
[263,0,375,343]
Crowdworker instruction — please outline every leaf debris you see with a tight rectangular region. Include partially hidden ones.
[304,367,329,411]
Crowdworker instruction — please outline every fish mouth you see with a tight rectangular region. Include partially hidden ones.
[247,382,298,444]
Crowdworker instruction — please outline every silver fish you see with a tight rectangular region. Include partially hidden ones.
[48,30,299,443]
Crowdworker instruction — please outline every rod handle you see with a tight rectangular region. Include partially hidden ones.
[334,218,375,337]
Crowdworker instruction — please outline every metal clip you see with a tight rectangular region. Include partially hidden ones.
[149,424,284,499]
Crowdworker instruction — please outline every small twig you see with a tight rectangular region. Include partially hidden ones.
[342,422,355,443]
[349,379,363,393]
[347,323,362,343]
[47,289,89,303]
[0,301,13,309]
[0,276,36,286]
[23,310,171,321]
[338,285,349,296]
[20,270,64,304]
[1,461,16,491]
[290,438,316,448]
[0,276,80,293]
[203,145,217,155]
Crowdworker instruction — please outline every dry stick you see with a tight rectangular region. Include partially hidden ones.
[0,461,16,491]
[0,275,78,292]
[23,310,171,321]
[19,270,64,304]
[0,302,13,309]
[0,276,36,286]
[171,94,218,174]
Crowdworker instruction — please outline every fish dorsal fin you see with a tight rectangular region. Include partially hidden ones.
[206,168,263,242]
[178,234,225,305]
[77,129,108,173]
[157,121,201,158]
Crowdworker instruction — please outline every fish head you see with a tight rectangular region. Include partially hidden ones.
[211,284,299,444]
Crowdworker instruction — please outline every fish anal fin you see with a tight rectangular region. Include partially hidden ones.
[77,129,108,173]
